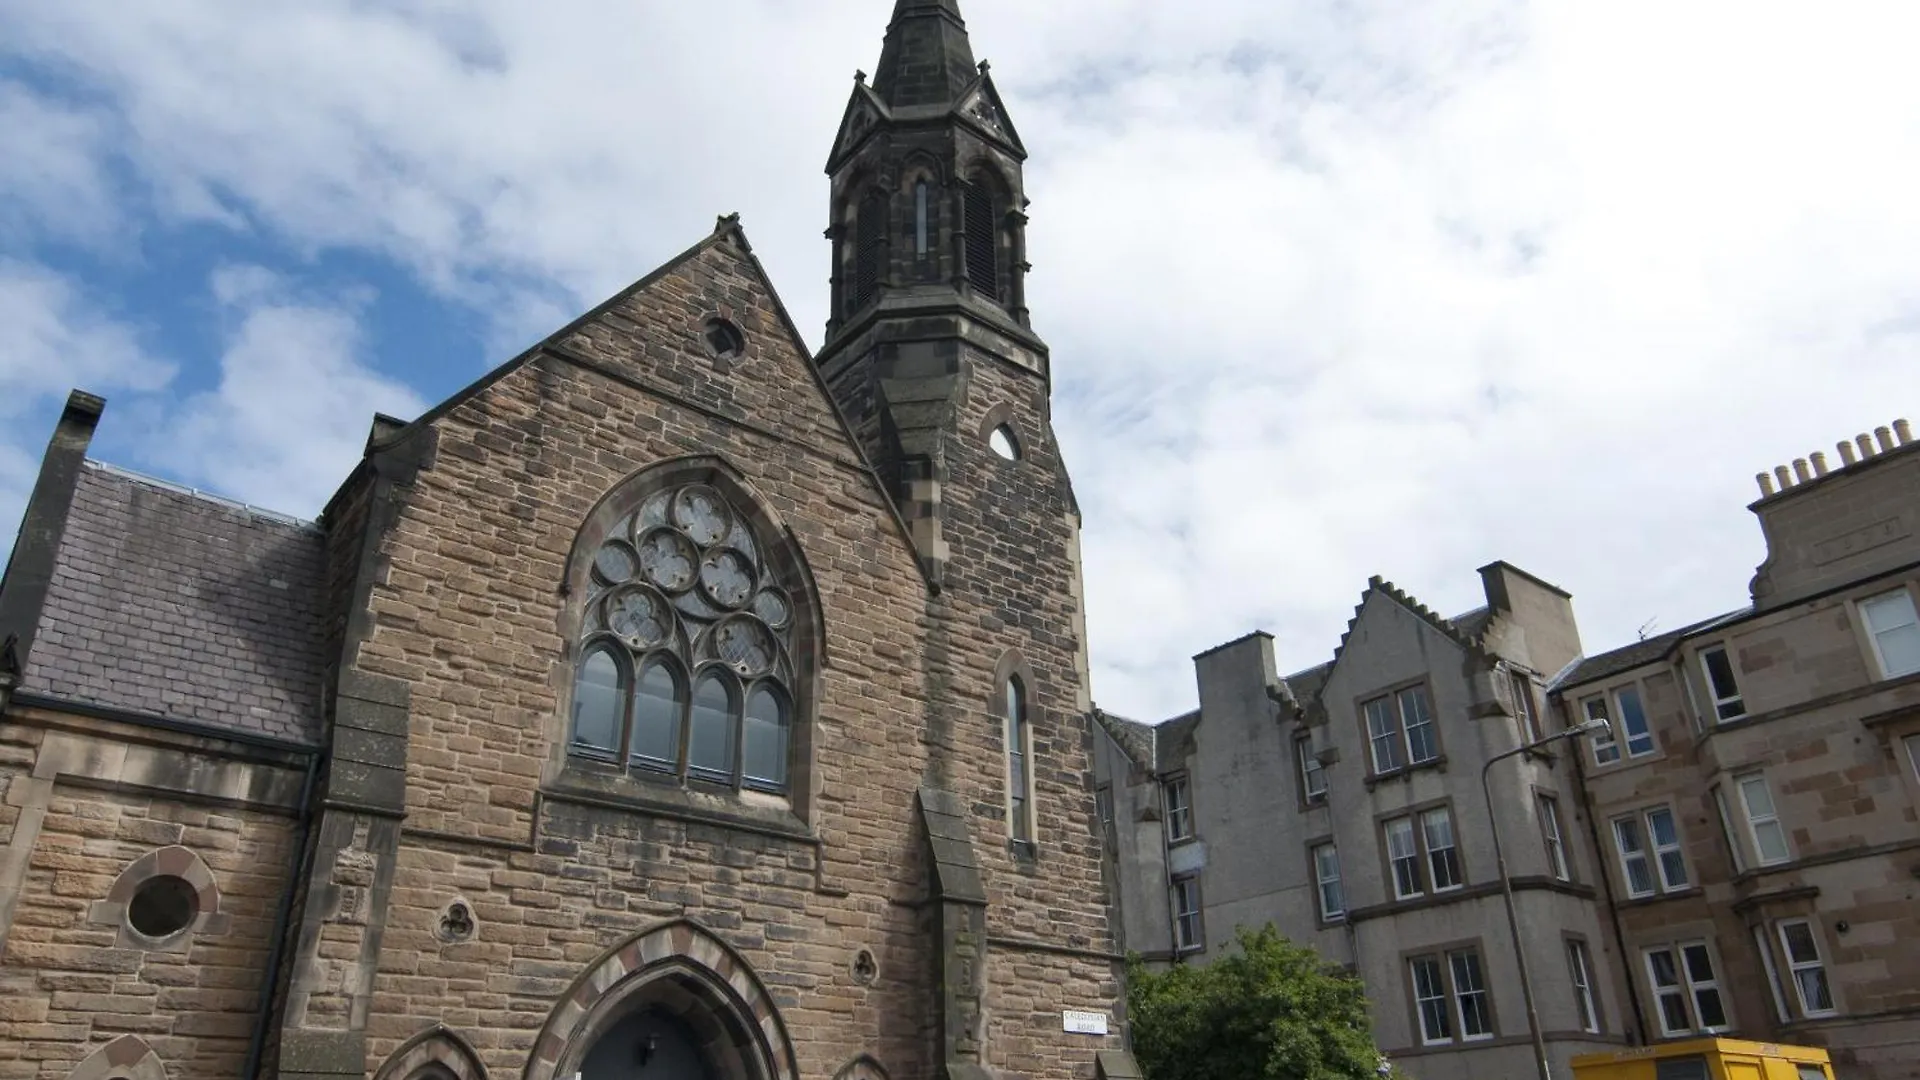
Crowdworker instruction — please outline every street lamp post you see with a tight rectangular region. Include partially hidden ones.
[1481,717,1609,1080]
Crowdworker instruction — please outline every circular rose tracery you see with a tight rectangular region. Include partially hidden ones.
[572,479,796,792]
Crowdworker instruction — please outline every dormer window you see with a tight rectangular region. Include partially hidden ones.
[568,481,798,794]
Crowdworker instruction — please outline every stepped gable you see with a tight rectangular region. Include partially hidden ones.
[1328,574,1490,675]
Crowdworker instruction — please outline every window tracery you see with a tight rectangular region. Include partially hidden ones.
[569,481,796,793]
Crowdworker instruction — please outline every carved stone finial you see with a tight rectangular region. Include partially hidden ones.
[854,69,867,85]
[978,59,990,73]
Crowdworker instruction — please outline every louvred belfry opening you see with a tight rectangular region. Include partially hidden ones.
[963,181,997,299]
[853,192,887,312]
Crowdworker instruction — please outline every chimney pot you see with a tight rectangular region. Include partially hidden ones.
[1875,426,1895,453]
[1775,465,1794,489]
[1896,418,1913,445]
[1792,458,1812,483]
[1756,472,1777,497]
[1857,434,1876,458]
[1838,440,1859,466]
[1811,451,1829,476]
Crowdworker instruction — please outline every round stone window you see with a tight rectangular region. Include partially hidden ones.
[704,318,746,359]
[126,875,199,939]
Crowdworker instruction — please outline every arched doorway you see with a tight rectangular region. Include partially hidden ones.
[579,1009,712,1080]
[523,919,795,1080]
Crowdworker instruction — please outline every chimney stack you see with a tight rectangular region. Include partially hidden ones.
[1757,417,1913,500]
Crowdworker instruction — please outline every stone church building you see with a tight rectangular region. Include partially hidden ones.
[0,3,1141,1079]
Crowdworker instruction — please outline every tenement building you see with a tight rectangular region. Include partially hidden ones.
[1096,419,1920,1079]
[1552,420,1920,1077]
[0,3,1140,1079]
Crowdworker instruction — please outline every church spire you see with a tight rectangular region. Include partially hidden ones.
[871,0,977,109]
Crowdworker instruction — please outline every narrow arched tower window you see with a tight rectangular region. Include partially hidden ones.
[854,191,887,312]
[962,180,999,299]
[914,179,930,257]
[568,481,800,794]
[1007,675,1033,842]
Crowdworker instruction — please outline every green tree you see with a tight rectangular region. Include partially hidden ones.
[1126,925,1395,1080]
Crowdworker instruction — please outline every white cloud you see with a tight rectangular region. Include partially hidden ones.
[0,81,123,247]
[4,0,1919,718]
[0,260,422,541]
[141,266,427,515]
[0,261,175,548]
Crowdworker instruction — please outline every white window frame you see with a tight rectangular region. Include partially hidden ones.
[1164,776,1192,842]
[1860,587,1920,680]
[1712,785,1747,874]
[1398,685,1439,764]
[1737,775,1791,866]
[1644,941,1730,1035]
[1754,924,1791,1024]
[1510,670,1543,742]
[1568,939,1600,1033]
[1778,919,1837,1018]
[1365,685,1439,773]
[1612,816,1656,898]
[1172,875,1202,952]
[1297,735,1327,804]
[1615,684,1655,758]
[1698,644,1747,722]
[1680,942,1730,1032]
[1449,950,1494,1041]
[1366,696,1403,774]
[1422,807,1463,892]
[1386,816,1423,899]
[1410,956,1452,1044]
[1585,696,1621,765]
[1539,794,1571,881]
[1646,807,1690,891]
[1313,842,1344,922]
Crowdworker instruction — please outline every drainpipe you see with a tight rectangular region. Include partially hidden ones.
[1564,698,1649,1046]
[244,748,322,1079]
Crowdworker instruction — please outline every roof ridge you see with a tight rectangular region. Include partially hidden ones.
[84,461,320,531]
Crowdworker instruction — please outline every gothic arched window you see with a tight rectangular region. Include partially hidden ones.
[568,481,797,793]
[1006,675,1033,842]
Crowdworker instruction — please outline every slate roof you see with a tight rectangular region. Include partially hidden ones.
[1092,707,1202,773]
[1094,709,1156,770]
[1449,606,1493,643]
[18,462,329,745]
[1552,608,1750,693]
[1154,710,1201,770]
[1279,661,1333,705]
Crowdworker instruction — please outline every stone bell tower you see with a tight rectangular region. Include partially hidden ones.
[816,0,1052,589]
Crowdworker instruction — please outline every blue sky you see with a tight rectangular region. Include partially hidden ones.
[3,0,1918,720]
